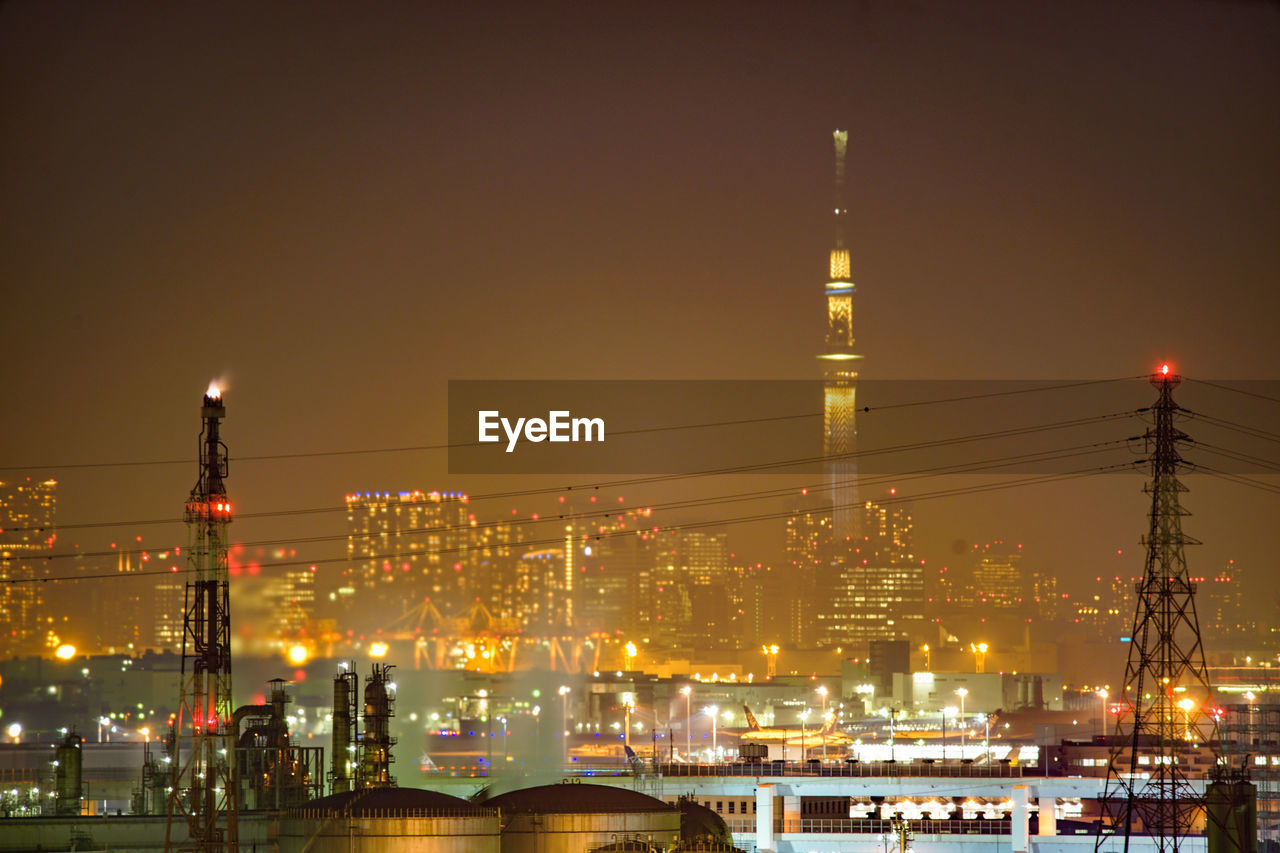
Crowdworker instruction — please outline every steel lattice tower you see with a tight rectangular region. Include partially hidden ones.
[1097,366,1219,853]
[166,385,238,853]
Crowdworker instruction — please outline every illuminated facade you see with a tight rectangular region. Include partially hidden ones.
[514,548,570,634]
[783,494,833,647]
[0,478,56,655]
[342,490,474,618]
[1072,573,1136,640]
[1198,559,1253,640]
[569,503,659,637]
[971,541,1023,609]
[819,496,924,647]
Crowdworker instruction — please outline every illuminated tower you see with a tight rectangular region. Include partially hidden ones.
[1096,366,1219,853]
[166,384,238,853]
[821,129,861,546]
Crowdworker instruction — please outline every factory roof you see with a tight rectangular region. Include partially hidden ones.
[486,782,676,814]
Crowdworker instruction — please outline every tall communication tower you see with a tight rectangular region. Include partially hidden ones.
[1096,366,1219,853]
[166,383,238,852]
[821,129,862,546]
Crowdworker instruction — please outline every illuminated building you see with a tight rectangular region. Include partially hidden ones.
[819,496,923,648]
[650,530,733,648]
[514,549,569,634]
[343,490,473,617]
[1072,573,1135,640]
[0,477,56,655]
[970,541,1024,609]
[571,505,658,637]
[782,493,833,647]
[1198,559,1253,640]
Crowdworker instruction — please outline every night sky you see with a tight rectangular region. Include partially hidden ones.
[2,2,1277,610]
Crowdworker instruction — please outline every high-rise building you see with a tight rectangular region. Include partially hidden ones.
[342,490,473,619]
[819,496,924,649]
[783,493,833,647]
[972,541,1024,609]
[1198,559,1253,640]
[514,549,569,634]
[650,530,734,648]
[570,504,659,638]
[0,478,56,656]
[1072,573,1137,640]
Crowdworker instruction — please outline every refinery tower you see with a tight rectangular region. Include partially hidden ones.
[822,129,861,546]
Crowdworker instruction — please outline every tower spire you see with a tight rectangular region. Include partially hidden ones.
[830,129,851,280]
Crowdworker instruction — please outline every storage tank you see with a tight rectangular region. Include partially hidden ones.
[276,788,500,853]
[1207,771,1258,853]
[485,781,680,853]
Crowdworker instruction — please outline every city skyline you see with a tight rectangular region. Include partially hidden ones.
[1,1,1277,636]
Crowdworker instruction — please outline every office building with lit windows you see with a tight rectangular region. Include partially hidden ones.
[0,478,56,656]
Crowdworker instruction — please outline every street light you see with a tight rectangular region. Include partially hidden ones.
[558,686,571,765]
[704,705,719,761]
[942,706,957,761]
[970,642,988,673]
[922,644,931,672]
[681,685,693,760]
[763,644,780,677]
[624,641,637,671]
[817,686,830,762]
[6,723,21,744]
[955,688,968,756]
[1097,688,1109,738]
[799,709,810,762]
[1177,697,1196,741]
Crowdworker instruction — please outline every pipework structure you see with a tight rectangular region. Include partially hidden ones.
[359,663,397,788]
[166,383,238,853]
[330,663,359,794]
[1096,366,1220,853]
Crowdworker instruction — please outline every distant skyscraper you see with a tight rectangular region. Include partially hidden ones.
[569,503,659,637]
[783,492,833,646]
[820,495,924,648]
[0,478,56,655]
[343,490,473,617]
[821,129,861,545]
[972,541,1024,609]
[514,549,569,634]
[1198,559,1252,640]
[1073,573,1137,640]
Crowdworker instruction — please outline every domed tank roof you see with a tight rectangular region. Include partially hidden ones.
[677,798,733,847]
[303,787,480,816]
[486,782,676,814]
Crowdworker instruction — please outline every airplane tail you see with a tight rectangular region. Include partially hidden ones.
[743,705,760,731]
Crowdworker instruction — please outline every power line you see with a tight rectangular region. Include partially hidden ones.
[1182,411,1280,445]
[0,377,1139,473]
[2,463,1135,586]
[1185,379,1280,407]
[7,411,1137,538]
[27,440,1131,564]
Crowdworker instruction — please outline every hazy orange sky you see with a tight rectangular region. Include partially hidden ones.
[2,1,1276,604]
